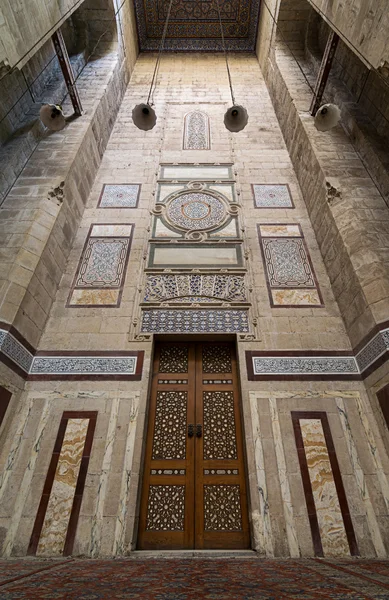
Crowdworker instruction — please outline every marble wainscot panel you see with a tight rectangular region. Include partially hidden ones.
[183,111,210,150]
[98,184,140,208]
[252,184,294,208]
[67,224,134,307]
[257,224,323,307]
[28,413,97,556]
[292,412,358,557]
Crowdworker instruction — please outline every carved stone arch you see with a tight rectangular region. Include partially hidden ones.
[183,111,211,150]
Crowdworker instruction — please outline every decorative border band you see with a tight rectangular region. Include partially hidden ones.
[0,324,144,380]
[246,326,389,380]
[1,320,388,381]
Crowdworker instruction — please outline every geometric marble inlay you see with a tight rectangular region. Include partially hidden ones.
[98,184,140,208]
[262,238,315,288]
[253,184,294,208]
[166,192,226,231]
[68,224,133,307]
[258,224,323,307]
[183,111,210,150]
[141,309,249,333]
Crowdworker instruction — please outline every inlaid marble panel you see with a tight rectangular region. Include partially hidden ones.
[262,238,316,288]
[258,224,323,307]
[68,224,133,307]
[160,165,232,180]
[271,289,322,306]
[253,184,294,208]
[37,418,89,556]
[299,418,350,557]
[75,239,130,288]
[68,289,120,306]
[141,309,249,333]
[98,184,140,208]
[166,192,226,231]
[259,224,301,237]
[183,111,210,150]
[149,244,242,268]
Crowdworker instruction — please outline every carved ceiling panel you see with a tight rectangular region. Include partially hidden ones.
[134,0,261,52]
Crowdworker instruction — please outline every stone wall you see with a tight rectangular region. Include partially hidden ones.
[0,53,387,558]
[305,0,389,70]
[0,0,85,71]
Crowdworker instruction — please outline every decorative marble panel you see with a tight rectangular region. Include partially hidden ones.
[166,192,226,231]
[30,355,138,376]
[146,485,185,531]
[141,310,249,333]
[271,289,322,306]
[144,274,246,304]
[98,184,140,208]
[296,416,352,557]
[203,485,242,531]
[258,224,323,307]
[262,238,315,287]
[259,224,301,237]
[253,184,294,208]
[250,355,359,377]
[148,244,243,268]
[356,327,389,373]
[75,239,130,287]
[183,111,210,150]
[37,419,89,556]
[0,328,34,375]
[160,165,232,180]
[28,412,97,556]
[68,224,133,307]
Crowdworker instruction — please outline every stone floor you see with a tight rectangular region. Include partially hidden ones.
[0,556,388,598]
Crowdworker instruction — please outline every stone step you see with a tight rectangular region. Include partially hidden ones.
[129,549,258,559]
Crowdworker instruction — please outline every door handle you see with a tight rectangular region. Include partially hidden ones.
[188,424,194,437]
[196,424,202,438]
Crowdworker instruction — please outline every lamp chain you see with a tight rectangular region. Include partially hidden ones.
[147,0,174,105]
[215,0,236,106]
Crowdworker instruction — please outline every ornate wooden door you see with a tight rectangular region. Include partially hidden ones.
[138,341,250,550]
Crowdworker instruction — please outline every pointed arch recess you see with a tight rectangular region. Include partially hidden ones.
[183,111,211,150]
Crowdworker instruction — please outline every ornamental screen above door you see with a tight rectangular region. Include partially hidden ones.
[138,342,250,550]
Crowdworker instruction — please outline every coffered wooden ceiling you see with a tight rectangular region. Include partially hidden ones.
[134,0,261,52]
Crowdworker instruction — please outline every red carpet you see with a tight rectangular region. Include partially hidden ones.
[0,557,388,598]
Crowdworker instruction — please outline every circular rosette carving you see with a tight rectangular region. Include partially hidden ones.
[165,191,228,232]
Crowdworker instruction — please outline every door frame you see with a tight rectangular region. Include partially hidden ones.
[134,333,253,550]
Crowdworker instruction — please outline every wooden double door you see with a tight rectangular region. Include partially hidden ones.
[138,341,250,550]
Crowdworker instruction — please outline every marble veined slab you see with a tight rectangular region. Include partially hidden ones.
[300,419,350,557]
[37,418,89,556]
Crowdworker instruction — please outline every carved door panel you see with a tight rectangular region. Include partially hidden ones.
[138,342,249,550]
[195,343,250,549]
